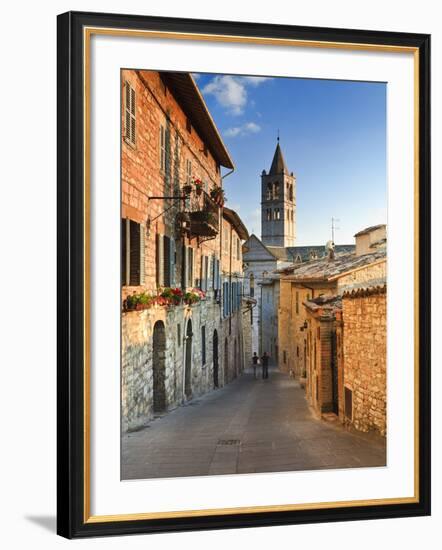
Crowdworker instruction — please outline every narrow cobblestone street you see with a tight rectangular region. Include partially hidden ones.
[122,367,386,480]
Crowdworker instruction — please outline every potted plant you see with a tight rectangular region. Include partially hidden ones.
[182,183,193,196]
[210,187,225,207]
[193,177,203,196]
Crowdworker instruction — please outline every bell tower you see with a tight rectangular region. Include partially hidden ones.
[261,139,296,247]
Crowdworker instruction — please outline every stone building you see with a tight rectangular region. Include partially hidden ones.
[277,225,387,436]
[121,70,249,432]
[340,284,387,435]
[221,208,250,383]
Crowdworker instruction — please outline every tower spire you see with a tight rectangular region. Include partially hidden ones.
[269,139,288,175]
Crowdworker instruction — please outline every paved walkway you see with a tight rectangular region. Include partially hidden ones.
[122,367,386,480]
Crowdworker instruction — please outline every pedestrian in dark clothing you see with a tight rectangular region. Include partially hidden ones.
[252,352,259,379]
[261,352,270,379]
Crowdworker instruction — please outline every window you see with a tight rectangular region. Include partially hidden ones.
[186,117,191,133]
[274,208,280,220]
[186,246,194,288]
[201,325,206,366]
[273,182,280,199]
[266,183,272,200]
[177,324,181,346]
[266,208,271,221]
[186,159,192,185]
[156,234,175,287]
[223,282,230,317]
[223,226,229,253]
[124,81,136,146]
[250,273,255,298]
[121,218,145,286]
[200,254,209,291]
[237,237,241,261]
[296,291,299,314]
[296,346,299,357]
[159,125,166,171]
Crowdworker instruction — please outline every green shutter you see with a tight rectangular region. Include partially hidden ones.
[156,234,164,287]
[139,223,145,285]
[163,235,171,287]
[170,238,176,286]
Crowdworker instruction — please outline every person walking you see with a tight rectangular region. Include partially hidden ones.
[261,351,270,379]
[252,352,259,379]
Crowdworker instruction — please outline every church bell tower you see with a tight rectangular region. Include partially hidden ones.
[261,139,296,247]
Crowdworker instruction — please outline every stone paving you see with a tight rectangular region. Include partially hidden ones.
[121,366,386,480]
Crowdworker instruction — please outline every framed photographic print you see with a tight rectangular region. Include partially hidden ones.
[57,11,431,538]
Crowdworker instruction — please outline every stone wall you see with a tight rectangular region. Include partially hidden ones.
[122,299,224,432]
[336,259,386,294]
[342,288,387,436]
[278,280,335,378]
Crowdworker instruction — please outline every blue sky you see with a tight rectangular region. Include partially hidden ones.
[194,73,386,246]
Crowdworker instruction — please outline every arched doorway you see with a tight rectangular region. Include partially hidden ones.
[213,330,219,388]
[152,321,166,413]
[184,319,193,399]
[224,338,229,384]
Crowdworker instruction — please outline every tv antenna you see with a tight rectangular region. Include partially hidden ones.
[331,217,340,243]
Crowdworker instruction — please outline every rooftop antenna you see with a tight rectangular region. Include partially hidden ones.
[331,217,340,243]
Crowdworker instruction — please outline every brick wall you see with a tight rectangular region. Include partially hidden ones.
[121,69,222,295]
[342,288,387,435]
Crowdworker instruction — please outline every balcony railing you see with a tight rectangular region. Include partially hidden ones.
[188,191,220,238]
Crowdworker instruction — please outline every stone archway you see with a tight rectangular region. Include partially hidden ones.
[152,321,166,413]
[213,330,219,388]
[184,319,193,399]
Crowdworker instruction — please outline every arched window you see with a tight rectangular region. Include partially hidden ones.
[266,208,271,221]
[289,184,293,201]
[250,273,255,297]
[266,183,272,200]
[273,182,280,199]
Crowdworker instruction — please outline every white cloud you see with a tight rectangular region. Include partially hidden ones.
[241,76,272,86]
[224,122,261,138]
[202,75,247,115]
[202,75,271,115]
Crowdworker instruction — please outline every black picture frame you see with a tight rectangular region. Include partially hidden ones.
[57,10,431,539]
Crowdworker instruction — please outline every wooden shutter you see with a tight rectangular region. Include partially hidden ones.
[139,223,145,285]
[189,248,195,287]
[121,219,127,286]
[159,125,165,171]
[205,256,209,292]
[156,234,164,287]
[216,259,220,290]
[125,82,136,145]
[186,247,193,288]
[170,238,176,286]
[129,221,141,285]
[163,235,171,287]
